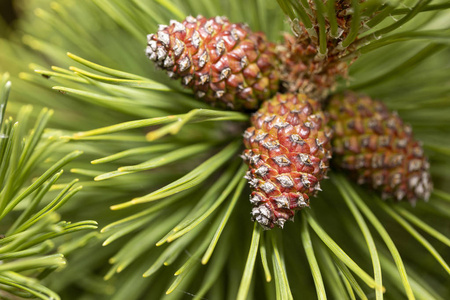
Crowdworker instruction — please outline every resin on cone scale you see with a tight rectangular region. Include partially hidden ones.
[146,15,280,111]
[242,93,332,229]
[327,92,433,204]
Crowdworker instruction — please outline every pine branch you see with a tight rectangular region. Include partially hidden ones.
[0,1,448,299]
[0,75,97,299]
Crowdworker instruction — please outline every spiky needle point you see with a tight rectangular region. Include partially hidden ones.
[328,92,433,204]
[146,15,280,111]
[242,93,332,229]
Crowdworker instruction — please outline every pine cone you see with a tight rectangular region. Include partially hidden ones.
[242,93,332,229]
[278,1,359,100]
[277,33,349,100]
[327,92,433,204]
[146,15,280,111]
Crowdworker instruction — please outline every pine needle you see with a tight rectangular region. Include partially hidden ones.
[237,223,261,300]
[301,215,327,300]
[335,175,384,300]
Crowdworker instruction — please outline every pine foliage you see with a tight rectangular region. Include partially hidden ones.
[0,74,97,299]
[0,0,449,299]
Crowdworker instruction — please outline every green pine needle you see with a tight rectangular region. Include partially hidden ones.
[237,223,261,300]
[305,211,384,293]
[334,175,384,300]
[301,216,327,300]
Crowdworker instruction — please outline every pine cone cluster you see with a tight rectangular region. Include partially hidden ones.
[146,15,280,111]
[146,14,433,229]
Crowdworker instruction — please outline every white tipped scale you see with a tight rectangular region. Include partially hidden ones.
[198,51,209,68]
[199,74,209,85]
[215,90,224,98]
[260,181,275,194]
[158,24,168,31]
[275,218,286,228]
[230,28,240,41]
[319,160,328,170]
[185,15,196,23]
[395,189,406,201]
[255,165,269,177]
[289,134,306,145]
[249,178,259,189]
[262,140,280,150]
[299,153,312,166]
[163,57,174,68]
[301,175,311,189]
[249,194,263,205]
[274,196,289,209]
[191,31,201,48]
[263,115,275,123]
[273,121,289,129]
[204,19,214,34]
[390,173,402,188]
[314,182,322,191]
[408,159,422,172]
[254,133,268,142]
[173,22,185,33]
[178,56,191,72]
[251,205,272,230]
[214,16,225,24]
[156,47,167,61]
[220,67,231,80]
[148,52,157,61]
[408,175,420,188]
[148,40,157,51]
[196,91,206,98]
[158,31,170,46]
[215,39,225,56]
[272,155,291,167]
[250,154,261,165]
[145,47,154,57]
[182,75,193,85]
[172,38,185,57]
[297,194,308,207]
[243,131,253,141]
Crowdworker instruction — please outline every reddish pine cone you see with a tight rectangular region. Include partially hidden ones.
[146,15,280,111]
[242,93,332,229]
[328,92,432,203]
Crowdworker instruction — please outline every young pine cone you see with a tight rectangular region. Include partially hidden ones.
[146,15,280,111]
[277,33,350,101]
[242,93,332,229]
[327,92,433,204]
[278,1,360,101]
